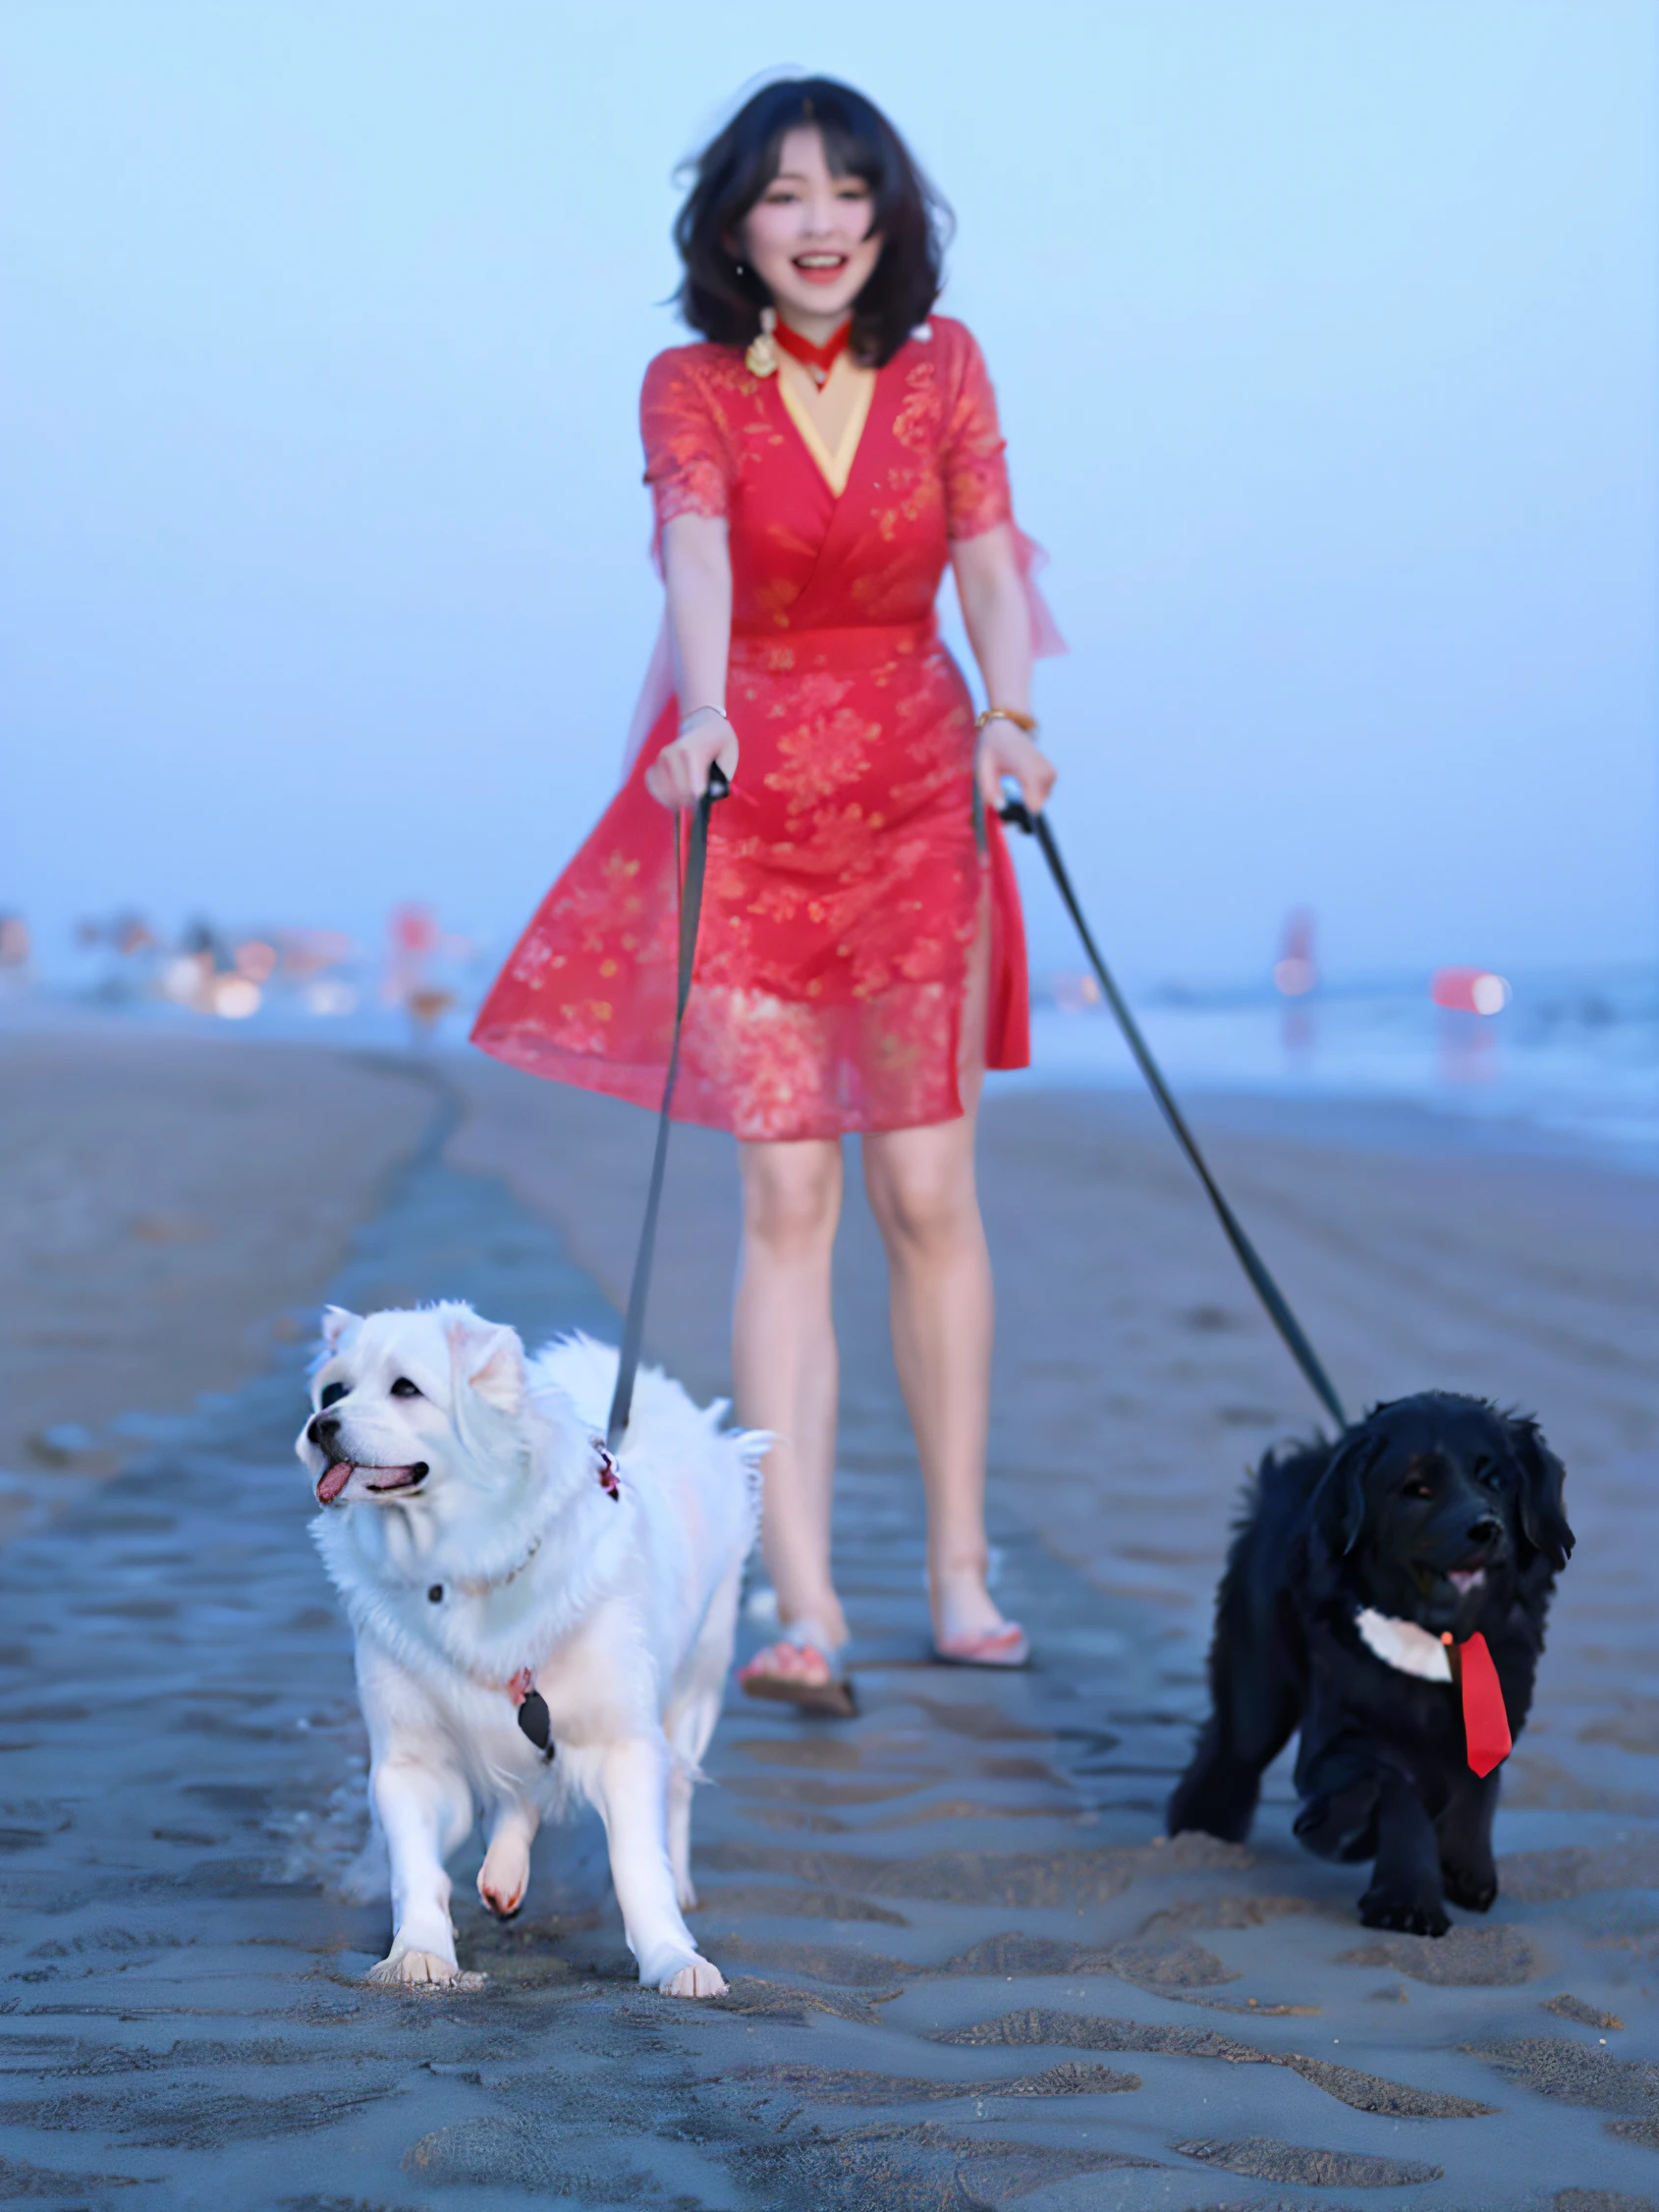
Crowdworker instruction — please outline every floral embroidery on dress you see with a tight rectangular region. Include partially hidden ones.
[474,319,1042,1140]
[892,359,943,453]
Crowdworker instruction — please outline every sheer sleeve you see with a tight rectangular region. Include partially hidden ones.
[640,349,735,528]
[939,324,1014,543]
[936,322,1066,658]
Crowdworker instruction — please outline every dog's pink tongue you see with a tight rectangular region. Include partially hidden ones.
[316,1462,353,1505]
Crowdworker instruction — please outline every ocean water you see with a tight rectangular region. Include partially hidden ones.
[1009,965,1659,1173]
[6,961,1654,1176]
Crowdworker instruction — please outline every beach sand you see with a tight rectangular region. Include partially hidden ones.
[449,1054,1659,1804]
[0,1030,431,1508]
[1,1023,1656,2206]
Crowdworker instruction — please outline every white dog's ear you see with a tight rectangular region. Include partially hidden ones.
[448,1316,526,1413]
[320,1306,361,1354]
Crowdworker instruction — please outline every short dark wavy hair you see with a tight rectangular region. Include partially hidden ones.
[674,77,952,368]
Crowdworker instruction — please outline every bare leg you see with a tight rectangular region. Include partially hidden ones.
[861,921,1009,1646]
[732,1135,848,1654]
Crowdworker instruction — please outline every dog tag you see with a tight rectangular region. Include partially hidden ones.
[516,1687,554,1758]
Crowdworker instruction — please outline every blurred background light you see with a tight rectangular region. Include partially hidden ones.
[1432,966,1512,1016]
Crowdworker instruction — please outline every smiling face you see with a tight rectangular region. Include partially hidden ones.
[739,126,882,336]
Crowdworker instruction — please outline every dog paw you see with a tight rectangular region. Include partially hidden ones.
[1358,1889,1450,1938]
[477,1841,530,1921]
[367,1948,487,1990]
[1442,1865,1498,1912]
[675,1879,698,1912]
[659,1957,727,1999]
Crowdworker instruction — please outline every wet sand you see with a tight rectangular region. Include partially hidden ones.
[1,1024,1656,2209]
[0,1030,432,1531]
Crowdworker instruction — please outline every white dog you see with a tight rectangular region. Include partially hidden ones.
[295,1300,762,1998]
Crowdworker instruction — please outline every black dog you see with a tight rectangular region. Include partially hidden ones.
[1168,1392,1572,1934]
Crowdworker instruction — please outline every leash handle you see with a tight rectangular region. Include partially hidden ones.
[605,762,730,1452]
[999,793,1348,1432]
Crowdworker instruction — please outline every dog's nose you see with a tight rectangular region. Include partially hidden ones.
[308,1413,341,1451]
[1466,1515,1501,1547]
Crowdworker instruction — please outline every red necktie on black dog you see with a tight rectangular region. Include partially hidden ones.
[1453,1632,1512,1777]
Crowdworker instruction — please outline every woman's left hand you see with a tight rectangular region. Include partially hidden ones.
[976,719,1057,816]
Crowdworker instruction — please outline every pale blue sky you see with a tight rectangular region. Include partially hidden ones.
[3,1,1654,982]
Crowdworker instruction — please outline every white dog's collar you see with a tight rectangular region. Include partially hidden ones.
[1355,1606,1453,1683]
[422,1441,624,1755]
[440,1441,619,1604]
[451,1530,544,1602]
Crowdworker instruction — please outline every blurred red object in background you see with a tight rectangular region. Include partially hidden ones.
[391,904,439,957]
[1273,908,1318,997]
[1432,967,1511,1016]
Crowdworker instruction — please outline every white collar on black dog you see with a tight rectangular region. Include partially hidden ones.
[1355,1606,1453,1683]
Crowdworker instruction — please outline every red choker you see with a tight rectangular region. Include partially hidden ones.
[773,317,853,387]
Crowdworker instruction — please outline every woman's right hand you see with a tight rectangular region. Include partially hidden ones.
[644,708,738,810]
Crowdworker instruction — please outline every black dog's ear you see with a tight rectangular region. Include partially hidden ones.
[1310,1428,1385,1556]
[1505,1412,1574,1570]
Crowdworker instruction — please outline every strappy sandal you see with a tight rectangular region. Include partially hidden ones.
[932,1621,1030,1669]
[737,1623,858,1719]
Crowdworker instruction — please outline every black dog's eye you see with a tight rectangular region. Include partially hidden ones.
[1404,1477,1436,1500]
[319,1381,348,1409]
[390,1377,421,1399]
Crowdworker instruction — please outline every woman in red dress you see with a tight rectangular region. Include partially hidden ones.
[473,78,1058,1709]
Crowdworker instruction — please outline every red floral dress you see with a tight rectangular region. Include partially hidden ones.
[472,316,1045,1142]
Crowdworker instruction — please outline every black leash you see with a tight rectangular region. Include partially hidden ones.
[603,762,730,1453]
[519,763,731,1759]
[998,795,1349,1431]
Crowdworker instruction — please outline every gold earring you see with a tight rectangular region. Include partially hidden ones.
[746,304,778,378]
